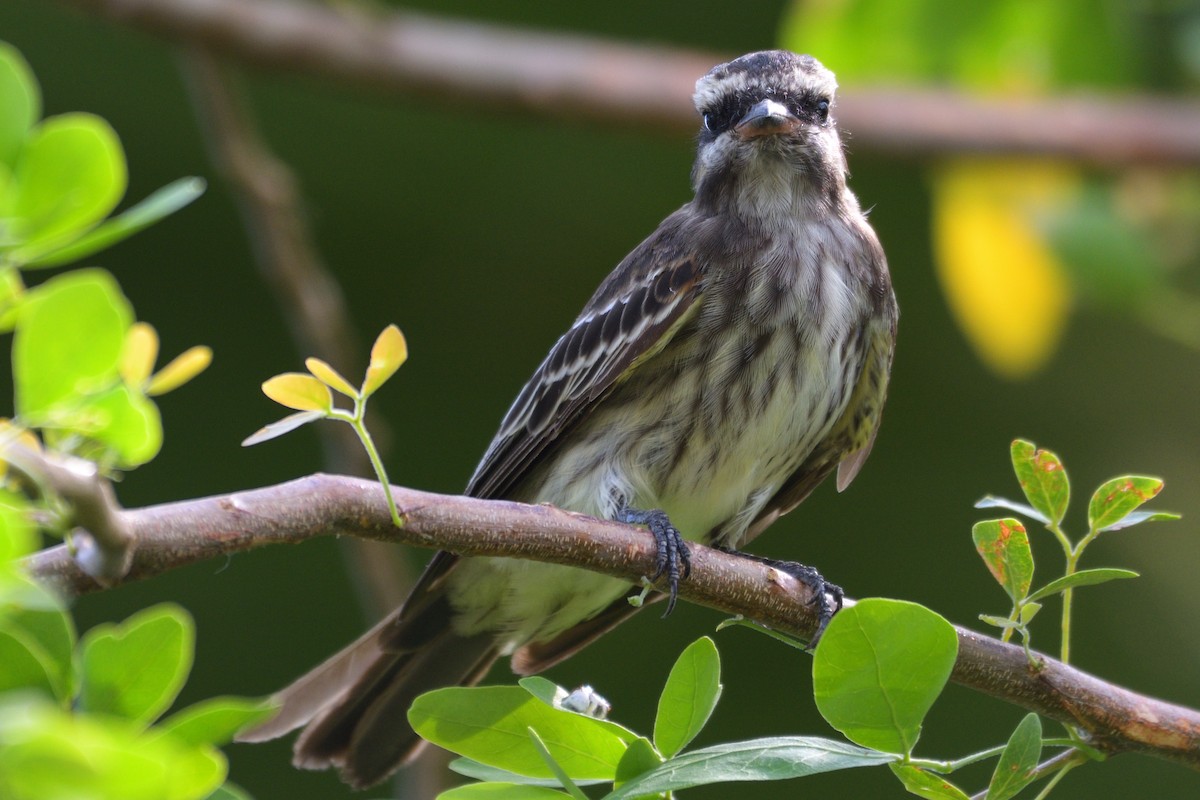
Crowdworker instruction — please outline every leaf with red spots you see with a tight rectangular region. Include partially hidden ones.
[1010,440,1069,526]
[1087,476,1166,532]
[972,518,1033,603]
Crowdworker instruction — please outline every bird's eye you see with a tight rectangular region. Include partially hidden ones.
[815,99,830,121]
[703,112,721,133]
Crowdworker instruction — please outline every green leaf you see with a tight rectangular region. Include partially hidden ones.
[517,677,638,744]
[27,177,206,268]
[0,628,55,696]
[0,488,36,561]
[204,783,254,800]
[409,686,628,780]
[614,737,663,787]
[1026,568,1138,603]
[526,727,588,800]
[0,42,40,169]
[889,763,971,800]
[13,268,132,416]
[974,495,1049,525]
[1087,476,1164,531]
[9,113,126,259]
[653,636,721,758]
[83,382,163,467]
[0,696,225,800]
[1010,440,1069,526]
[79,603,194,726]
[972,518,1033,603]
[605,736,895,799]
[158,697,276,747]
[986,713,1042,800]
[438,784,571,799]
[1,605,76,699]
[448,759,607,788]
[813,599,958,755]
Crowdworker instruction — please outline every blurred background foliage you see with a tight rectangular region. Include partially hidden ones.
[2,0,1199,797]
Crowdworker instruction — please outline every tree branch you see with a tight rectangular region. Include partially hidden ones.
[21,472,1200,771]
[57,0,1200,166]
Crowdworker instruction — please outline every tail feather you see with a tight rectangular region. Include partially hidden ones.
[239,596,499,789]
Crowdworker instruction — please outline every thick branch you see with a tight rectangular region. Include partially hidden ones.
[59,0,1200,165]
[22,473,1200,770]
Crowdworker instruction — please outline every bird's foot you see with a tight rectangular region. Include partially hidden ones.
[616,506,692,616]
[715,547,842,647]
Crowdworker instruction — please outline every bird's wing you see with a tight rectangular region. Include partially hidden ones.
[467,209,705,500]
[398,209,706,609]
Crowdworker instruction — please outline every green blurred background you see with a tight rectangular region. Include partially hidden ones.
[3,0,1199,797]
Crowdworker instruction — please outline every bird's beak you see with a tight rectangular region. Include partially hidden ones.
[734,99,801,140]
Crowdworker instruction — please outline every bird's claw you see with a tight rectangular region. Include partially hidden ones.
[617,506,691,617]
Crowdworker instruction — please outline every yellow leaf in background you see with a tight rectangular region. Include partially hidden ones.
[120,321,158,387]
[305,357,357,398]
[262,372,332,412]
[147,345,212,396]
[932,159,1077,379]
[362,324,407,397]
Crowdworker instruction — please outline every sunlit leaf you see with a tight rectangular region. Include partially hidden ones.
[79,603,194,726]
[0,42,40,169]
[147,346,212,396]
[1087,476,1164,532]
[1026,568,1138,603]
[13,268,132,416]
[305,357,357,398]
[438,784,570,799]
[361,324,407,396]
[813,599,957,755]
[931,159,1075,379]
[605,737,894,799]
[409,685,627,780]
[10,113,126,260]
[986,713,1042,800]
[157,697,275,747]
[889,763,971,800]
[972,518,1033,603]
[120,322,159,387]
[654,636,721,758]
[261,373,331,412]
[1010,440,1069,526]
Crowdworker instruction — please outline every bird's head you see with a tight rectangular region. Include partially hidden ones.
[690,51,848,217]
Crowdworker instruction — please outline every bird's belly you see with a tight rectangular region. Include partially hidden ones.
[447,557,630,649]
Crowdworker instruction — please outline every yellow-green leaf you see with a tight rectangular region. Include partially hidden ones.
[931,158,1074,379]
[120,322,158,387]
[261,373,331,412]
[305,357,357,398]
[362,324,407,396]
[146,346,212,396]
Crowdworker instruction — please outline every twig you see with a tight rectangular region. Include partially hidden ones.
[178,49,412,612]
[5,445,133,585]
[21,472,1200,771]
[58,0,1200,166]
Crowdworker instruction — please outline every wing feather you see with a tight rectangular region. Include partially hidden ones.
[467,211,705,500]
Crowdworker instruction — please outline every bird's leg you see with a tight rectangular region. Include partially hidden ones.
[714,546,842,646]
[615,505,692,617]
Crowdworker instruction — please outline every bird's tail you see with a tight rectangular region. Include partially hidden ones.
[238,598,498,789]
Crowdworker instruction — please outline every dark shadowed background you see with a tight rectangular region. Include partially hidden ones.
[3,1,1199,797]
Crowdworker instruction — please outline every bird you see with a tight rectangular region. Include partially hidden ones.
[241,49,898,788]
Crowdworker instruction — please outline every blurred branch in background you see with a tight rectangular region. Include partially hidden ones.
[178,53,414,610]
[20,469,1200,773]
[59,0,1200,166]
